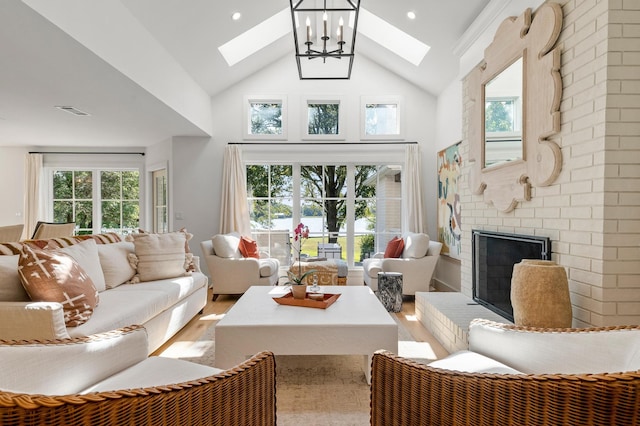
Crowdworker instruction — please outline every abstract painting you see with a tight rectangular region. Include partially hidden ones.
[437,141,462,259]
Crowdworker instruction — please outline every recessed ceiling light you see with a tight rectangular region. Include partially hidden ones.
[231,12,241,21]
[407,11,416,20]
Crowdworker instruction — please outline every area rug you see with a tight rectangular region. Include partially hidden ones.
[164,315,429,426]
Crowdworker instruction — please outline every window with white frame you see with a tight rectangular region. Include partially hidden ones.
[243,95,287,140]
[246,162,402,268]
[303,96,346,140]
[361,96,404,140]
[50,169,140,235]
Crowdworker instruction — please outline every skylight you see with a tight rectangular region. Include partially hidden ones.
[358,8,430,67]
[218,8,291,67]
[218,6,430,68]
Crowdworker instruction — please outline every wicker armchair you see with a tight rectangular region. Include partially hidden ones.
[0,326,277,426]
[371,321,640,426]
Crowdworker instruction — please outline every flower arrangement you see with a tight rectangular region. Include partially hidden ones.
[284,223,316,285]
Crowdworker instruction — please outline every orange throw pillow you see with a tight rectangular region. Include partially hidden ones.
[383,236,404,258]
[17,245,99,327]
[238,236,260,259]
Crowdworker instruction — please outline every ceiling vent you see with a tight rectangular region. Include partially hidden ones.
[54,106,91,116]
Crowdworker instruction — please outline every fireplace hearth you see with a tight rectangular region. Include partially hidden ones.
[472,230,551,321]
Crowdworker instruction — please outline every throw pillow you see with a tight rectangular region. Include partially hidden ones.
[238,236,260,259]
[60,239,107,292]
[0,240,49,255]
[403,233,430,259]
[383,236,405,258]
[17,245,99,327]
[128,232,190,283]
[46,232,122,249]
[211,232,241,258]
[126,228,196,272]
[0,255,30,301]
[97,241,136,289]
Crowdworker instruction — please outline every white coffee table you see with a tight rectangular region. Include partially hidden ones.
[215,285,398,383]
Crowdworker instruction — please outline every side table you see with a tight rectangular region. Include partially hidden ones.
[377,272,403,312]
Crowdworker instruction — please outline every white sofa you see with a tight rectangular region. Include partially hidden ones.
[363,233,442,295]
[200,238,280,301]
[0,325,277,426]
[0,236,208,354]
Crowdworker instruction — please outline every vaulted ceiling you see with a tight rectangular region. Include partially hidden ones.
[0,0,490,148]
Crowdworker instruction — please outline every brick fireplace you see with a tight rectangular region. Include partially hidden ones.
[420,0,639,351]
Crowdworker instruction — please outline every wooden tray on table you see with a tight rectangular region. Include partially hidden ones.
[272,293,341,309]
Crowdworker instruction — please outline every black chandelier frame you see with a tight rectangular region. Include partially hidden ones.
[289,0,361,80]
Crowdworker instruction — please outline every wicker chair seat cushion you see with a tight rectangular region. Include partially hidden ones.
[0,326,148,395]
[469,319,640,374]
[428,350,523,375]
[83,356,222,393]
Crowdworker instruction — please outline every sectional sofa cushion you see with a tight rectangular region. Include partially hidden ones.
[0,326,148,396]
[0,255,29,301]
[18,245,99,327]
[97,241,136,289]
[59,239,107,292]
[67,273,207,338]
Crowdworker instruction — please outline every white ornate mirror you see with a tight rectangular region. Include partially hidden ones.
[468,3,563,212]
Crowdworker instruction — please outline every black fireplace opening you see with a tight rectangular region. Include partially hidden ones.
[472,229,551,322]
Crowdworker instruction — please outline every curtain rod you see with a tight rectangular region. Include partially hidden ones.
[29,151,145,156]
[229,141,417,145]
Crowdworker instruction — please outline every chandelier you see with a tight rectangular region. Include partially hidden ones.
[289,0,361,80]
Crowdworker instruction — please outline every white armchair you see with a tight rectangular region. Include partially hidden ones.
[200,239,280,301]
[363,234,442,296]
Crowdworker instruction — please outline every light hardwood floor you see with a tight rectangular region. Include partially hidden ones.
[152,287,449,360]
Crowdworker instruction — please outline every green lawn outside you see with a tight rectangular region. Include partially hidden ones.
[298,236,366,261]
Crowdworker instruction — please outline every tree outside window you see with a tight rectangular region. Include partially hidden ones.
[250,102,282,135]
[307,103,339,135]
[246,163,397,267]
[52,169,139,235]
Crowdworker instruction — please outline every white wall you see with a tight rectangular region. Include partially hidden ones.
[163,53,439,268]
[0,147,28,230]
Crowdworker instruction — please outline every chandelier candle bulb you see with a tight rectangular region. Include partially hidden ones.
[338,17,344,42]
[306,17,311,42]
[323,12,327,38]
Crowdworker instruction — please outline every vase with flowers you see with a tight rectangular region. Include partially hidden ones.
[284,223,317,299]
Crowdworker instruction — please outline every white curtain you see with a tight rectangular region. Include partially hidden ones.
[23,153,43,239]
[402,144,426,234]
[219,145,251,236]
